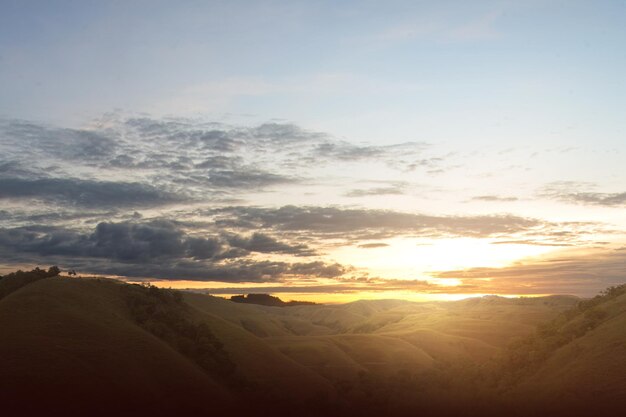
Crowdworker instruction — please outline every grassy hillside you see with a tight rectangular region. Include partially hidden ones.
[499,286,626,415]
[1,268,623,416]
[0,276,232,416]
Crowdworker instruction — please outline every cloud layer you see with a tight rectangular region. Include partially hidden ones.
[0,221,340,281]
[432,248,626,296]
[1,116,623,297]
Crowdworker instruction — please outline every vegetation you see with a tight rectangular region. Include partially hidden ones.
[231,293,317,307]
[1,267,623,416]
[577,283,626,311]
[121,282,239,385]
[497,283,626,383]
[0,267,239,386]
[0,266,60,300]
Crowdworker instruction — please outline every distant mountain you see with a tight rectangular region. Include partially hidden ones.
[230,293,317,307]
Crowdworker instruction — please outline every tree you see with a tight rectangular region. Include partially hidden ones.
[47,266,61,277]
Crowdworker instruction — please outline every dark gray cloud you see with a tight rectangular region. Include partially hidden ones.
[0,177,183,208]
[0,160,43,178]
[211,205,546,239]
[289,261,349,277]
[224,232,315,256]
[205,170,295,189]
[1,119,116,161]
[0,208,119,228]
[90,258,346,282]
[0,221,187,262]
[194,155,243,170]
[0,220,327,282]
[0,220,313,262]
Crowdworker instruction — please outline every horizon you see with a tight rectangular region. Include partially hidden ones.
[1,1,626,303]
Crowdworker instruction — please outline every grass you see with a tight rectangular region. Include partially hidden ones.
[1,267,624,416]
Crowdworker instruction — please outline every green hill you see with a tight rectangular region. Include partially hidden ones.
[0,276,232,416]
[1,268,624,416]
[499,286,626,415]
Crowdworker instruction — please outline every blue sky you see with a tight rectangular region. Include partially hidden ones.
[2,0,625,143]
[1,1,625,300]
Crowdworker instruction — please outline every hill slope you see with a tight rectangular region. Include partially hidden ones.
[1,269,623,417]
[0,277,231,416]
[502,289,626,415]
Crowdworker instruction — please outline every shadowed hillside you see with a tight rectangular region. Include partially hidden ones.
[0,271,234,416]
[1,268,624,416]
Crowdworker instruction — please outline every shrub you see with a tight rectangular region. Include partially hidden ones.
[0,266,61,300]
[121,283,238,384]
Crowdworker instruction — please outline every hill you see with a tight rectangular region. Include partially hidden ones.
[1,267,624,416]
[0,274,233,416]
[0,270,332,416]
[498,285,626,415]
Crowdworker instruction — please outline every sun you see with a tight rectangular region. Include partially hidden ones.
[331,237,555,282]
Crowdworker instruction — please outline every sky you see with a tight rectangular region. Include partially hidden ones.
[1,0,625,302]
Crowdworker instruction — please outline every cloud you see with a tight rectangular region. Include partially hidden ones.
[471,195,519,202]
[314,141,427,163]
[345,187,405,197]
[2,115,619,295]
[224,232,316,256]
[491,239,573,247]
[0,177,184,208]
[0,220,328,282]
[212,205,547,240]
[247,122,327,144]
[432,248,626,296]
[0,160,46,178]
[289,261,349,278]
[357,243,389,249]
[403,157,445,172]
[205,170,296,189]
[539,181,626,207]
[124,117,325,150]
[314,142,386,161]
[89,258,347,282]
[0,220,315,262]
[207,205,613,248]
[0,119,116,161]
[0,208,119,228]
[0,116,437,206]
[558,192,626,207]
[196,276,479,296]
